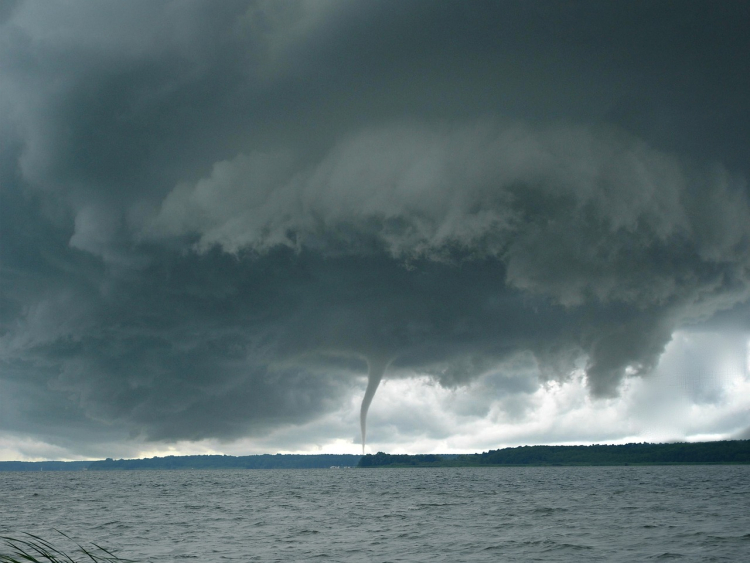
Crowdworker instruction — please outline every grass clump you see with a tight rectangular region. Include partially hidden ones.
[1,531,130,563]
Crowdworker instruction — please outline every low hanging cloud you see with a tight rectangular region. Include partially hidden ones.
[150,120,750,286]
[1,1,749,458]
[146,119,750,396]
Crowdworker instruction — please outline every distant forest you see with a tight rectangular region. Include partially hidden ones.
[0,454,361,471]
[358,440,750,467]
[0,460,92,472]
[88,454,362,470]
[2,441,748,471]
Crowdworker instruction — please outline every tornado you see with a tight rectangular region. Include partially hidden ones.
[360,355,391,454]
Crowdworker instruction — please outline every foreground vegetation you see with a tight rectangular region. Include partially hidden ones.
[0,532,128,563]
[358,440,750,467]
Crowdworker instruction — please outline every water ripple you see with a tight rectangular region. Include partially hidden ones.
[1,465,749,562]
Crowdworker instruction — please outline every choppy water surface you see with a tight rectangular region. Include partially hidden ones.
[2,465,749,562]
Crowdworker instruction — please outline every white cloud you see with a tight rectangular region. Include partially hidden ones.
[2,331,747,460]
[322,331,749,454]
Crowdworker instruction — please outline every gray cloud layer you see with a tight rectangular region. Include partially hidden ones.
[1,1,749,454]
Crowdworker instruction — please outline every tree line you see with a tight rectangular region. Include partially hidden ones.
[88,454,361,470]
[3,441,748,471]
[357,440,750,467]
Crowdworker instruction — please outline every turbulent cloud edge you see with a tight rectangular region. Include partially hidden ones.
[146,120,750,309]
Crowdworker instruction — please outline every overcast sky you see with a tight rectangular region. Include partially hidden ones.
[1,1,749,461]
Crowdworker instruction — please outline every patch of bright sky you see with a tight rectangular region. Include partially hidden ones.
[3,331,748,461]
[135,330,750,458]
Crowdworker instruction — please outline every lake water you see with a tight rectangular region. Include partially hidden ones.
[2,466,749,562]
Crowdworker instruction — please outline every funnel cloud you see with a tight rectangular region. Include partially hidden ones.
[1,1,749,460]
[360,356,392,454]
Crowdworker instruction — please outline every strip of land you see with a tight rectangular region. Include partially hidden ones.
[1,440,748,471]
[0,454,361,471]
[358,440,750,467]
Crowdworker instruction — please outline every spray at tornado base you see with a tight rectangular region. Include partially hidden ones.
[1,2,750,459]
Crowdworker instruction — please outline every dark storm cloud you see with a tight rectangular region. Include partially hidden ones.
[1,1,749,452]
